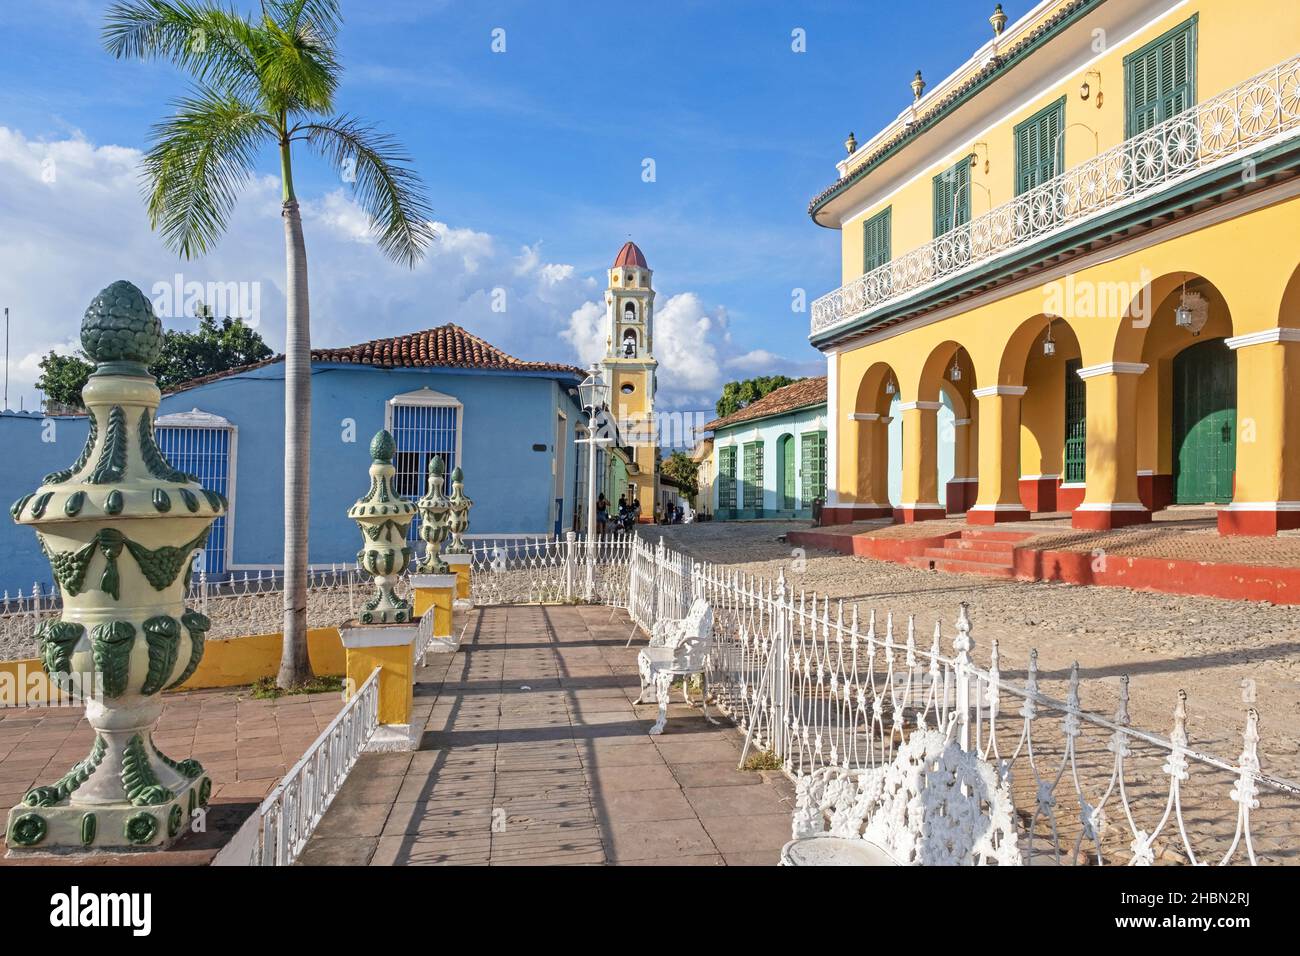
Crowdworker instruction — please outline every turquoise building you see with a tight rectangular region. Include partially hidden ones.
[1,324,586,588]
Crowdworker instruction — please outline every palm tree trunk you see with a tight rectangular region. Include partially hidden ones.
[277,185,313,687]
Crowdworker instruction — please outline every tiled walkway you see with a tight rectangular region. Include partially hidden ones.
[0,685,344,864]
[298,605,796,866]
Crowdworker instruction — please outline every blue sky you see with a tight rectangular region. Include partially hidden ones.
[0,0,1001,411]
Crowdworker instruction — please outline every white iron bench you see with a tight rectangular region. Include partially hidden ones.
[781,725,1022,866]
[634,597,717,735]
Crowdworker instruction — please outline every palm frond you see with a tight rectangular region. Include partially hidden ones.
[142,87,274,258]
[103,0,261,97]
[266,0,340,40]
[257,13,339,114]
[299,115,435,267]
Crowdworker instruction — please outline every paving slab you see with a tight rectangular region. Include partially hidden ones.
[299,605,791,866]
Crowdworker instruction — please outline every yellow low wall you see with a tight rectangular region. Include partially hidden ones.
[0,627,346,701]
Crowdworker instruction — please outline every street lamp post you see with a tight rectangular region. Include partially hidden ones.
[577,363,610,598]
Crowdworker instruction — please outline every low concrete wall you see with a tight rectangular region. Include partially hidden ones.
[0,627,346,702]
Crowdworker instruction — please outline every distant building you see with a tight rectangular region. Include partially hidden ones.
[1,324,585,587]
[703,378,828,520]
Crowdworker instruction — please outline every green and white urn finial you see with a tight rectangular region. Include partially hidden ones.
[6,280,222,853]
[445,466,473,555]
[347,430,415,623]
[415,455,450,574]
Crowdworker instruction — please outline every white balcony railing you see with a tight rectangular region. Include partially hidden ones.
[811,54,1300,337]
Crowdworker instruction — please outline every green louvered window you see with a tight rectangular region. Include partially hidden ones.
[1014,97,1066,195]
[1064,358,1086,483]
[800,431,827,506]
[743,441,764,513]
[1125,16,1197,137]
[717,446,737,511]
[932,157,971,237]
[862,207,892,273]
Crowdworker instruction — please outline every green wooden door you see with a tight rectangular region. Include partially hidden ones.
[801,431,827,509]
[1014,97,1065,195]
[1173,338,1236,504]
[932,158,970,237]
[779,435,796,512]
[1124,17,1196,137]
[862,207,892,273]
[1064,358,1086,483]
[743,441,764,516]
[717,446,736,515]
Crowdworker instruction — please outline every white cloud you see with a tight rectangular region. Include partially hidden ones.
[0,126,786,411]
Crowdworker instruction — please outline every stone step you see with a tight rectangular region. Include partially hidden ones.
[924,546,1013,566]
[943,537,1017,555]
[930,557,1018,578]
[958,528,1035,544]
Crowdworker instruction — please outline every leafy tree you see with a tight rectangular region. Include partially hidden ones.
[104,0,433,688]
[36,311,272,408]
[715,375,800,419]
[35,352,93,410]
[661,451,700,500]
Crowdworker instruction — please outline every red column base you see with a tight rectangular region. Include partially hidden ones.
[820,505,893,525]
[1071,506,1152,530]
[894,506,946,523]
[1218,507,1300,536]
[966,506,1031,525]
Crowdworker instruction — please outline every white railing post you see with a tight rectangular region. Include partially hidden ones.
[770,569,788,761]
[564,530,577,602]
[953,601,973,752]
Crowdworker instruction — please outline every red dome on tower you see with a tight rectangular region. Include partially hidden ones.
[612,241,648,269]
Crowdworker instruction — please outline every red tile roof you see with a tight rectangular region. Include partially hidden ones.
[612,241,648,269]
[166,323,584,394]
[702,377,827,432]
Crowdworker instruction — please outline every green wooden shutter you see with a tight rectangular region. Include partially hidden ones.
[1125,16,1197,137]
[862,207,892,273]
[1014,97,1066,195]
[801,431,827,506]
[1064,358,1086,483]
[743,441,764,514]
[932,158,970,237]
[717,446,736,512]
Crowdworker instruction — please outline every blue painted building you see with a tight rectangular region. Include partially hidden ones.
[1,324,585,587]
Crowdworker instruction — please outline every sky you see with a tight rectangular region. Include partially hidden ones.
[0,0,1002,413]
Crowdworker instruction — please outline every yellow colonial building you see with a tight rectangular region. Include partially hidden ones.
[812,0,1300,534]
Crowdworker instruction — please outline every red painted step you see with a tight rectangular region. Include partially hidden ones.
[930,557,1017,578]
[923,546,1011,566]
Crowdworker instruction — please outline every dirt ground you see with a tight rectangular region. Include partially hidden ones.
[651,521,1300,820]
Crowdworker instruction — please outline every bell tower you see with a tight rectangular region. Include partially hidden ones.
[602,240,658,518]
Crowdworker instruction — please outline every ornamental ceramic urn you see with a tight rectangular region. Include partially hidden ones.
[347,430,415,623]
[415,455,449,574]
[445,466,473,555]
[5,280,222,853]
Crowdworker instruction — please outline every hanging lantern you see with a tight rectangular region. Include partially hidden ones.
[884,375,896,396]
[950,350,962,382]
[1043,319,1056,356]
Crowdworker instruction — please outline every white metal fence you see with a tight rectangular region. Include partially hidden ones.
[625,537,1300,866]
[811,54,1300,335]
[212,666,380,867]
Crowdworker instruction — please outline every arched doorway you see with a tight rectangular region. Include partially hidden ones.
[777,433,796,512]
[1172,337,1236,504]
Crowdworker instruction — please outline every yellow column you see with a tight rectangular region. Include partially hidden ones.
[444,552,471,602]
[968,387,1029,524]
[411,571,458,652]
[339,624,419,751]
[897,402,943,522]
[839,413,892,519]
[1073,362,1150,530]
[1221,331,1300,534]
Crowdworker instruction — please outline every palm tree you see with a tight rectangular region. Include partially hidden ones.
[104,0,434,687]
